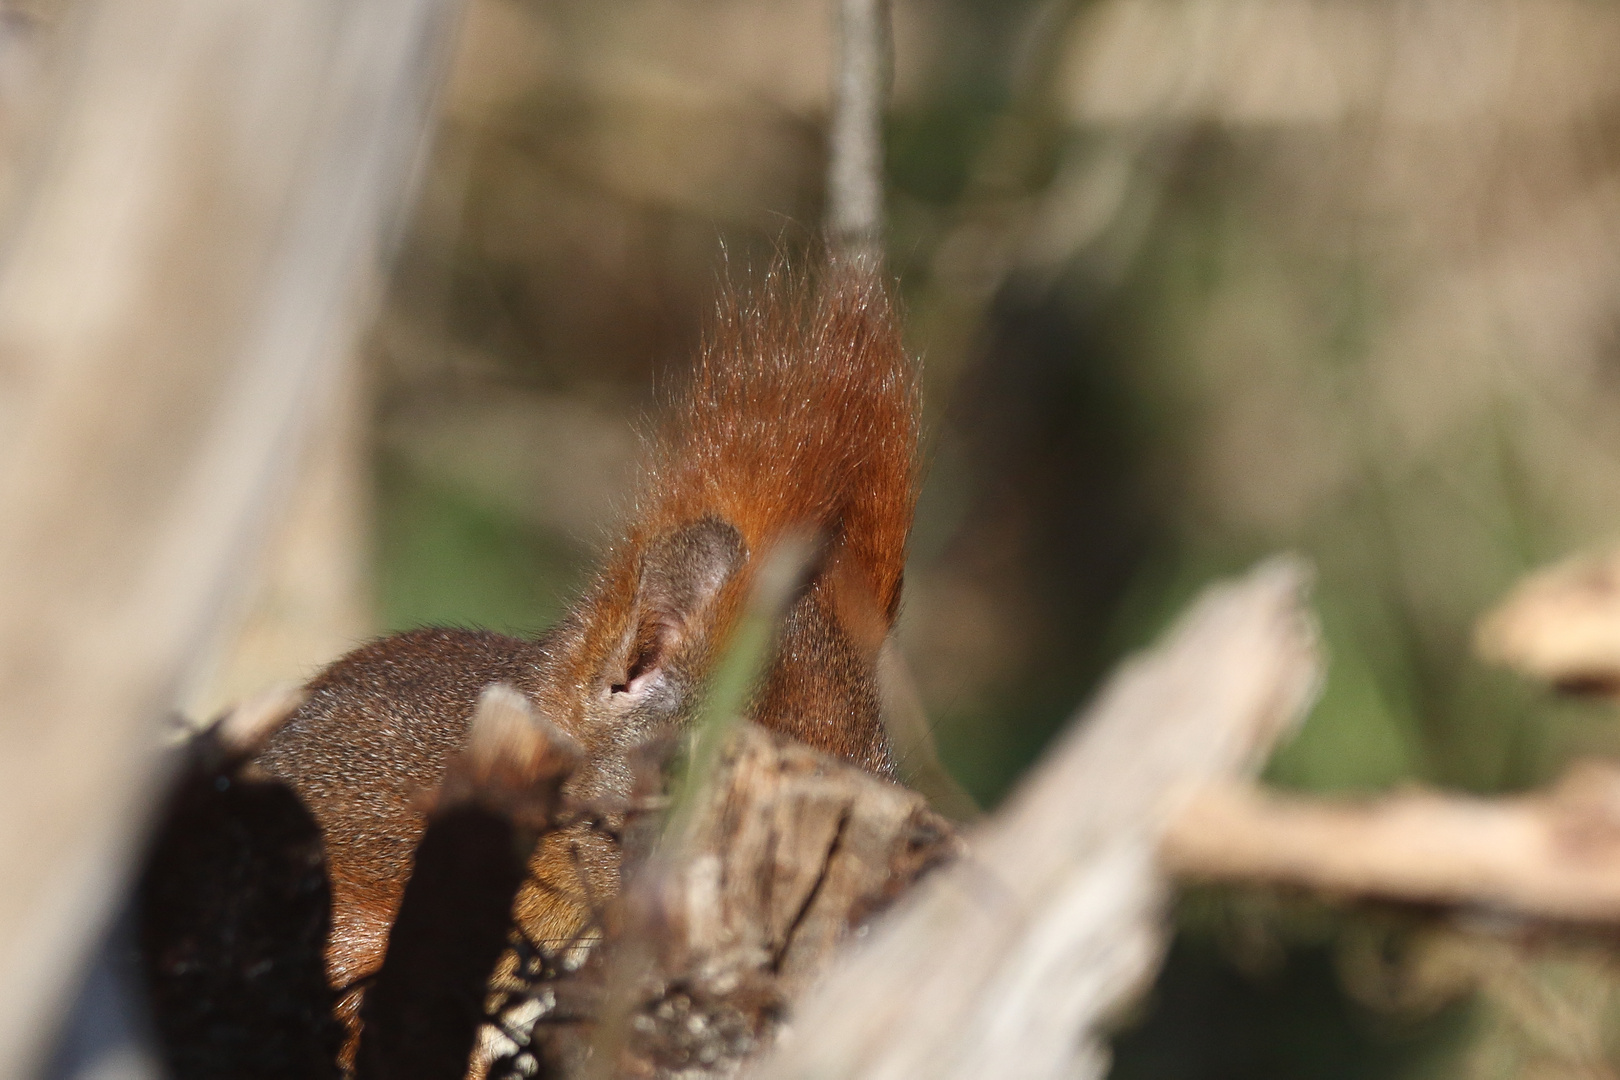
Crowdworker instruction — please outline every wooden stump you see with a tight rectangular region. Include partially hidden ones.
[486,723,960,1080]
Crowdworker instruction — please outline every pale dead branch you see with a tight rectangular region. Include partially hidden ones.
[749,556,1322,1080]
[1163,762,1620,922]
[0,0,462,1072]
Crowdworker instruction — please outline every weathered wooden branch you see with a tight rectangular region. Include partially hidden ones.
[749,557,1321,1080]
[488,723,960,1080]
[1477,545,1620,695]
[1162,763,1620,922]
[0,0,461,1072]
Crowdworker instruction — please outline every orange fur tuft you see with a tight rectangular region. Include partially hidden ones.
[641,261,919,621]
[552,258,922,773]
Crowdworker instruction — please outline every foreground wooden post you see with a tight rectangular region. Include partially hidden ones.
[752,558,1321,1080]
[0,0,460,1072]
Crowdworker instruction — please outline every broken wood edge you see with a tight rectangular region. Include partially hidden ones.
[1475,545,1620,696]
[750,555,1322,1080]
[1161,761,1620,924]
[211,683,310,755]
[484,720,960,1080]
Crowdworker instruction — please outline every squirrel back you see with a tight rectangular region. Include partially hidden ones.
[253,257,920,1017]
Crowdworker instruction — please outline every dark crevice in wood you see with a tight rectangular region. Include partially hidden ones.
[772,807,852,977]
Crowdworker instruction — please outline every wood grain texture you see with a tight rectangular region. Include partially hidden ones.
[487,722,959,1080]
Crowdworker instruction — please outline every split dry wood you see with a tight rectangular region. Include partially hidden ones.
[750,557,1322,1080]
[1162,762,1620,922]
[492,722,960,1080]
[649,722,958,993]
[0,0,459,1072]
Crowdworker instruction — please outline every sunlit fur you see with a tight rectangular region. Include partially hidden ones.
[647,259,918,622]
[548,259,921,772]
[254,256,921,1044]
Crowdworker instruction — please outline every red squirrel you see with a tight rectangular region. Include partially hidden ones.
[251,257,920,1024]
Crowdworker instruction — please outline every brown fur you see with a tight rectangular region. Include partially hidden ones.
[253,259,919,1031]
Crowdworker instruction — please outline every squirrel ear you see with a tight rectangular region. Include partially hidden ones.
[609,517,745,696]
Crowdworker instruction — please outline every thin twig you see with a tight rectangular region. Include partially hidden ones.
[878,639,980,822]
[826,0,892,265]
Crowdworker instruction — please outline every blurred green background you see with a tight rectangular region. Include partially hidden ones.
[363,0,1620,1075]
